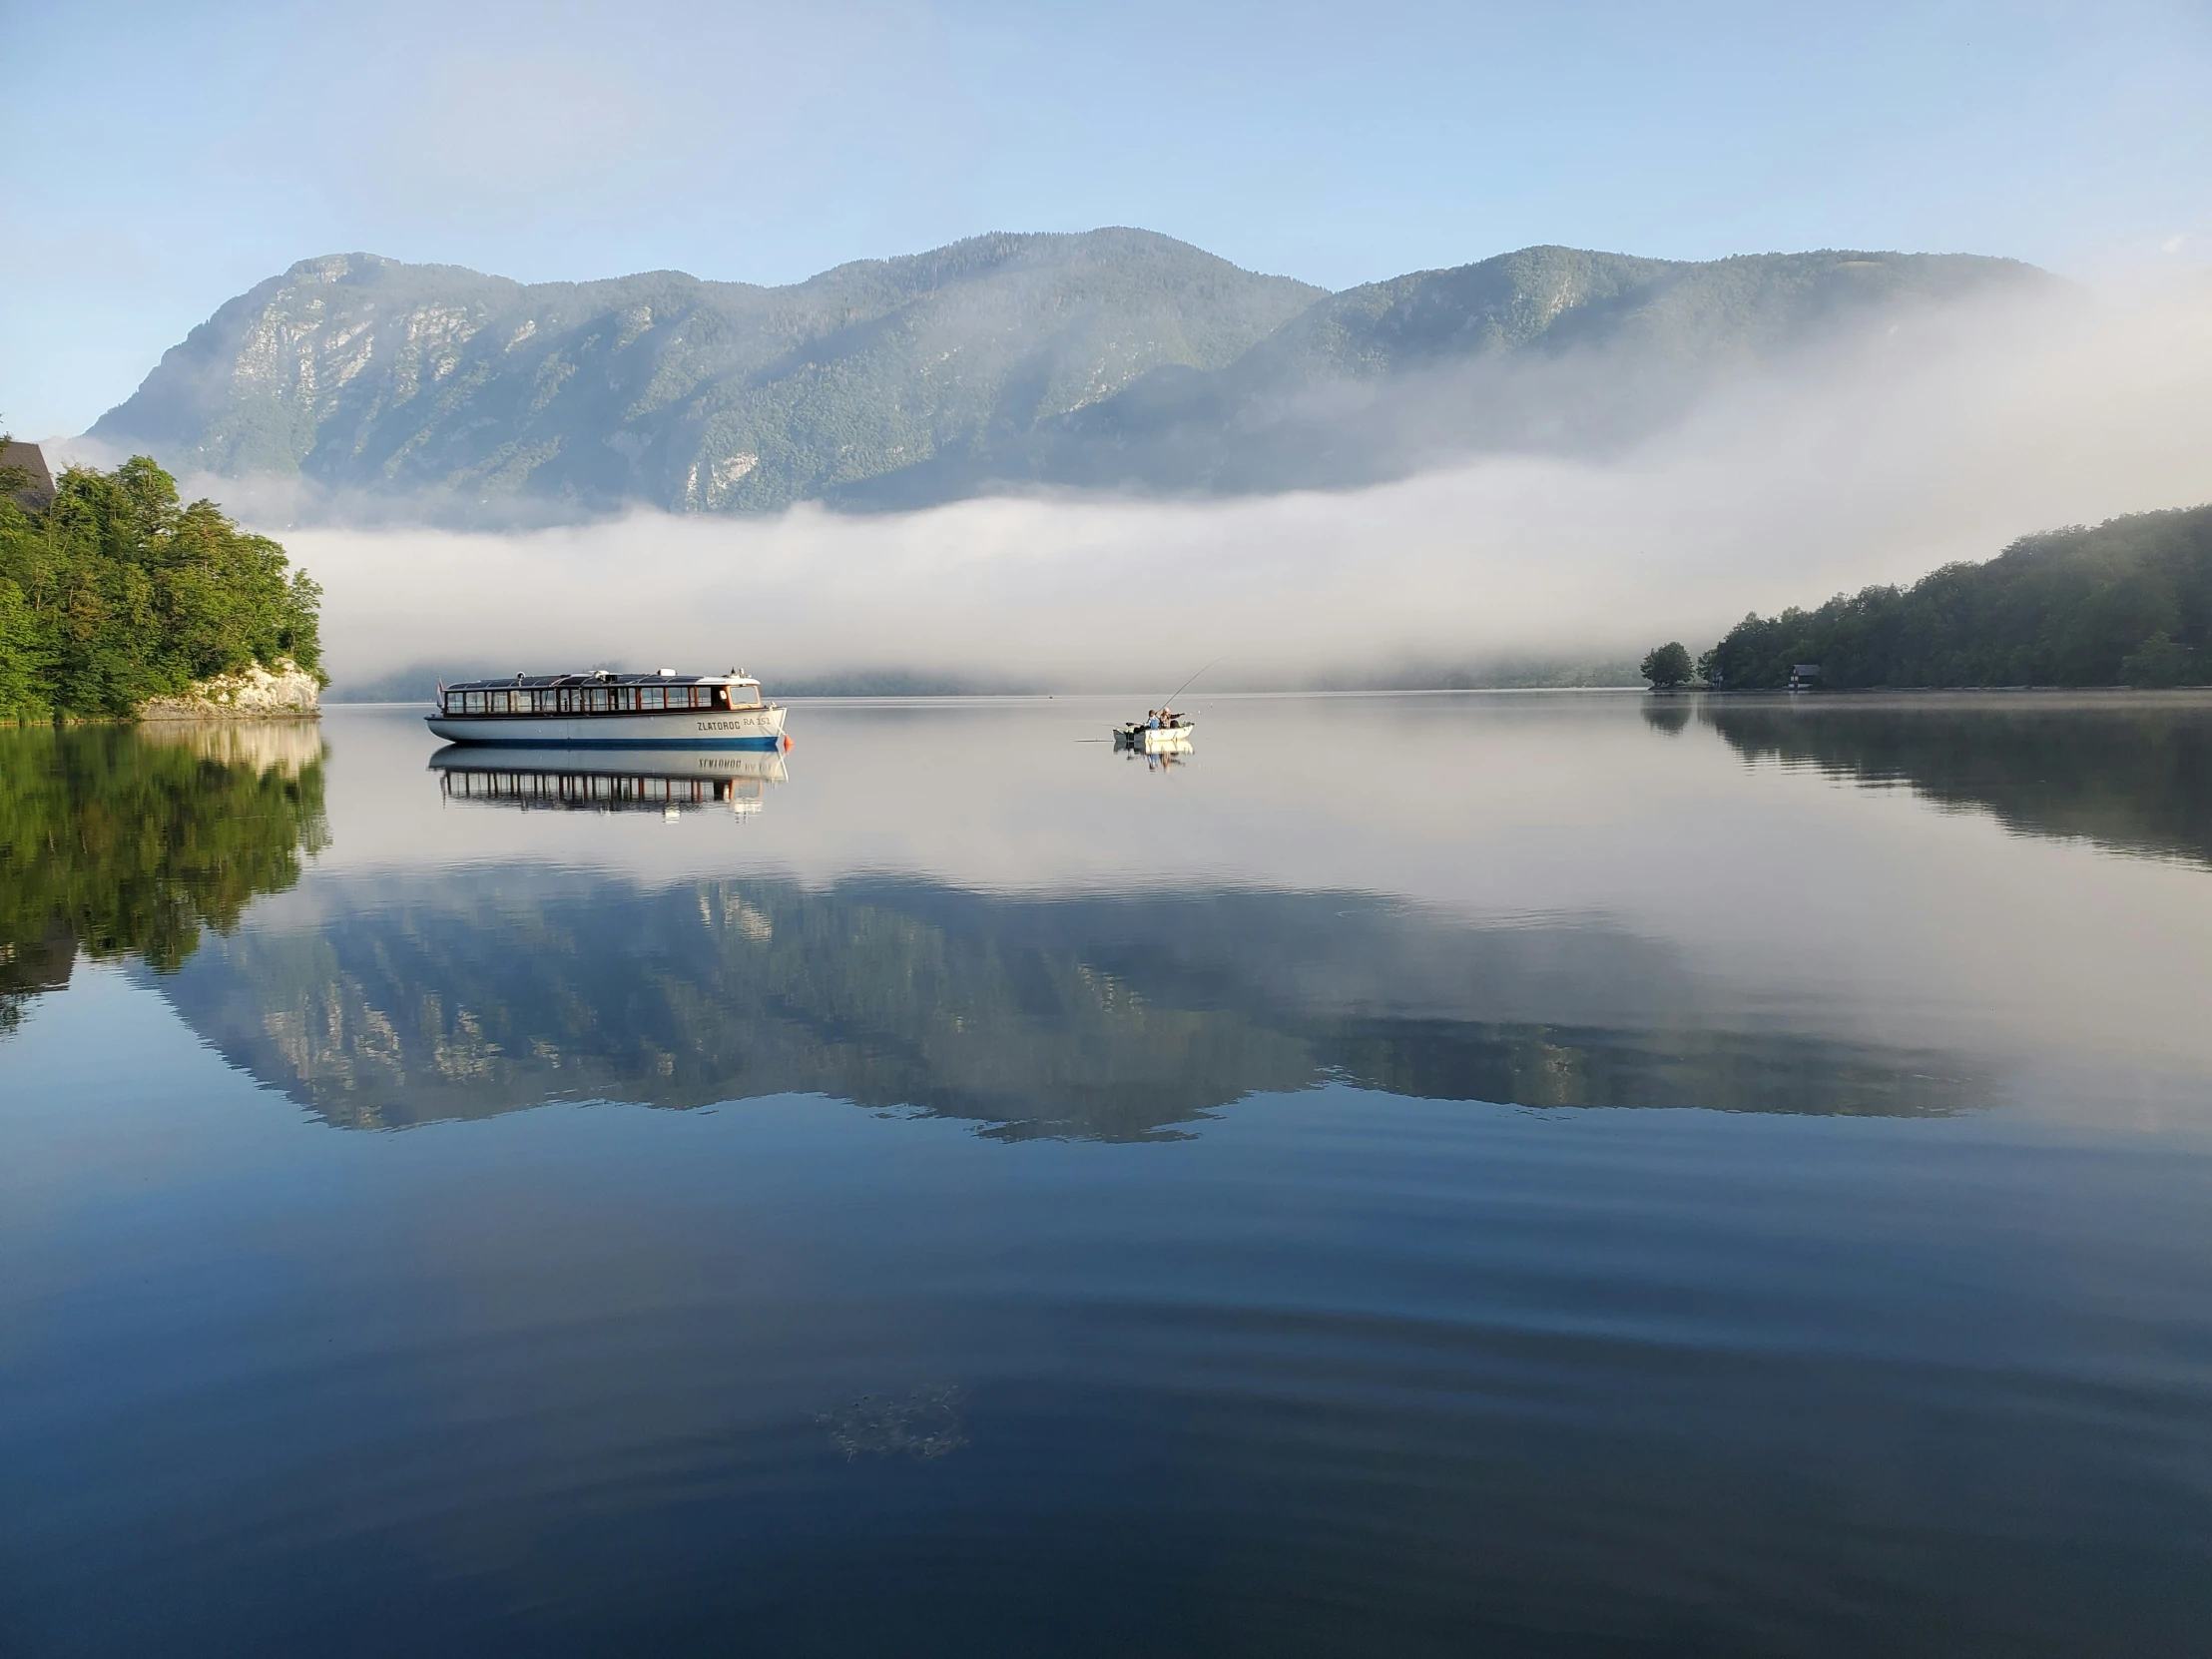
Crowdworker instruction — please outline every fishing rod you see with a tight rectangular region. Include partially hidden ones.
[1158,657,1223,711]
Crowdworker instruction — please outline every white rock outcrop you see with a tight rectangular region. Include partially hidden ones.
[138,660,321,721]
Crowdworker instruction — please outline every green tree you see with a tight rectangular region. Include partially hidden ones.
[2121,631,2197,688]
[1640,641,1694,688]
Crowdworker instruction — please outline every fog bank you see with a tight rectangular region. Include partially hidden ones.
[250,278,2212,694]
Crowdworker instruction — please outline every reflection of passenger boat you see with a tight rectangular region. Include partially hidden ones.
[429,746,789,816]
[427,670,787,748]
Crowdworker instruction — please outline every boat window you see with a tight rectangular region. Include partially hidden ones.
[463,691,485,713]
[734,684,761,708]
[586,688,608,713]
[640,686,665,711]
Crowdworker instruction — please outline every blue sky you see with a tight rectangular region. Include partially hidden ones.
[5,0,2208,436]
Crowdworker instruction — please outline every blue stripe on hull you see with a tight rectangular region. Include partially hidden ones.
[430,734,785,751]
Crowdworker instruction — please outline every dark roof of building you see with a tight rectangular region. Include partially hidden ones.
[2,441,55,513]
[444,671,755,692]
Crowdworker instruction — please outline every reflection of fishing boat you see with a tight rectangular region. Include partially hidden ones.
[427,669,788,748]
[1130,741,1191,772]
[429,746,789,816]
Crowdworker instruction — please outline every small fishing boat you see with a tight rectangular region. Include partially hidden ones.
[427,669,787,749]
[1113,710,1196,751]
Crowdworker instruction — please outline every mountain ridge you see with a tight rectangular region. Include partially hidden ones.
[92,233,2049,519]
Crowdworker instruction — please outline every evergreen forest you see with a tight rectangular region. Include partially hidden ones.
[1700,505,2212,690]
[0,451,322,721]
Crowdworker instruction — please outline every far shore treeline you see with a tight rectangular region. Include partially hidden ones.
[1646,504,2212,691]
[0,447,322,722]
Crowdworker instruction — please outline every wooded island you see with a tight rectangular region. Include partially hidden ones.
[0,447,322,722]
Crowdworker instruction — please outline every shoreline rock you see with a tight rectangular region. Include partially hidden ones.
[137,660,321,722]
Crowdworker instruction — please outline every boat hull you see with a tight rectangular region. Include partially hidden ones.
[424,706,788,748]
[1114,723,1197,751]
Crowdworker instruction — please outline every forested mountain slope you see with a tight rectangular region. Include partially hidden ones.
[1701,504,2212,689]
[94,236,2045,518]
[94,232,1322,515]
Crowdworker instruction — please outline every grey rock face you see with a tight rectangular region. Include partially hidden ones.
[137,661,321,721]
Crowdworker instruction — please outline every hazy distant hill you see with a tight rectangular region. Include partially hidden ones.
[857,245,2050,504]
[94,235,2045,518]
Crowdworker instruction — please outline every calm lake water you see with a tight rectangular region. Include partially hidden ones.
[4,692,2211,1656]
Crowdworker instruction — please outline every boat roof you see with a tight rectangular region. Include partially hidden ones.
[444,670,758,692]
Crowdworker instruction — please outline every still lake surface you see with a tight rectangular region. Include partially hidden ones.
[4,692,2211,1656]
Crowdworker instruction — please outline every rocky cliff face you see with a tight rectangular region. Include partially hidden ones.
[138,660,321,721]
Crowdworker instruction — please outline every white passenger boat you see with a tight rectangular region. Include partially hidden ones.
[426,669,788,749]
[429,746,788,816]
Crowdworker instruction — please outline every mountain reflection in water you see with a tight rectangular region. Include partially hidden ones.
[155,874,1992,1134]
[5,693,2212,1136]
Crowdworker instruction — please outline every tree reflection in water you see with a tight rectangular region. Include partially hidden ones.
[1706,693,2212,868]
[0,722,327,1032]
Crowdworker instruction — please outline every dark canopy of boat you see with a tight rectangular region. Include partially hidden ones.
[443,671,752,693]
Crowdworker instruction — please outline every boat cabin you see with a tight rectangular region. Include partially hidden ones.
[438,669,766,718]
